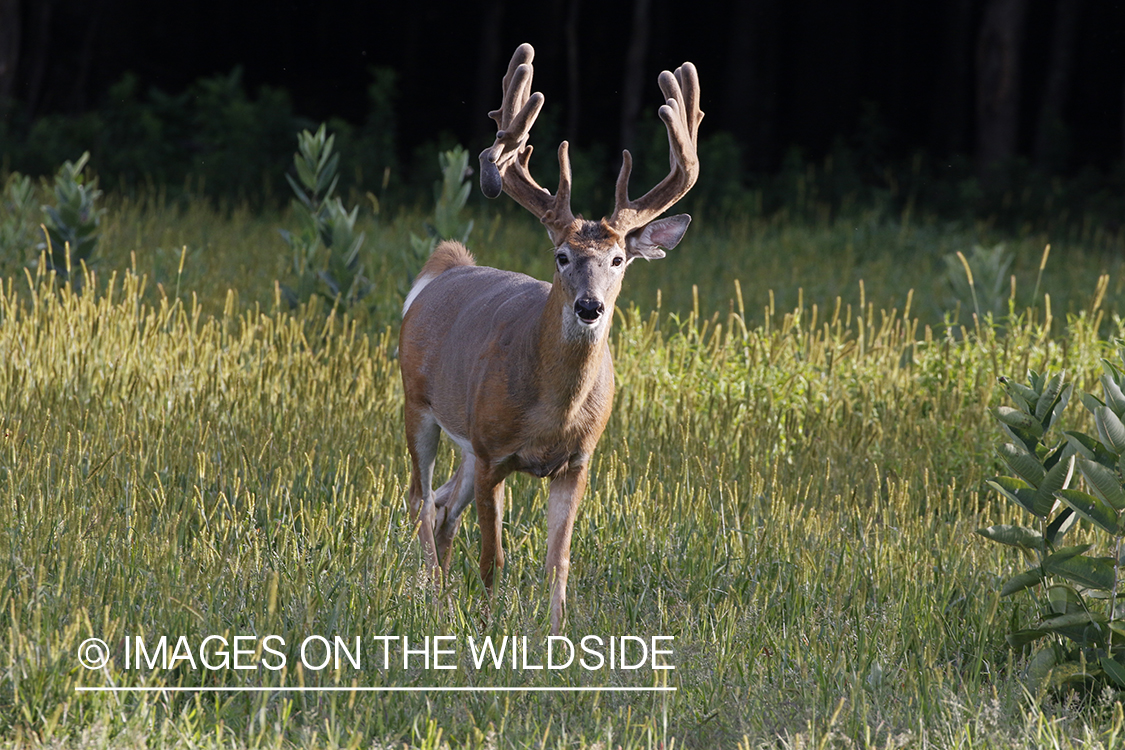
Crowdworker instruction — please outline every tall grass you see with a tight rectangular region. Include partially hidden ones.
[83,193,1125,331]
[3,201,1125,747]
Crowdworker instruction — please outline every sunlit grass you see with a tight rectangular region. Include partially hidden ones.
[3,200,1125,747]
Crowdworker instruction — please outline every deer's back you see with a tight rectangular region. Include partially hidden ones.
[400,264,551,436]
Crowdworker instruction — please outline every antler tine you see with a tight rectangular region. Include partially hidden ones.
[614,149,634,214]
[479,44,577,244]
[608,62,703,237]
[545,141,573,227]
[662,63,702,167]
[677,63,702,141]
[497,62,535,133]
[480,62,541,194]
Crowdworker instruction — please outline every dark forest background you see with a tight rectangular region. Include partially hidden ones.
[0,0,1123,221]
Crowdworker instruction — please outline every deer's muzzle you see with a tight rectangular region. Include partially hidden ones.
[574,297,604,323]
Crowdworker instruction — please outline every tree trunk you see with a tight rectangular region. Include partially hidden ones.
[928,0,974,156]
[721,0,778,171]
[0,0,19,110]
[618,0,651,155]
[1033,0,1082,171]
[975,0,1027,182]
[472,0,504,149]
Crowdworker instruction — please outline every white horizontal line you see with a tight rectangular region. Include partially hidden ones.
[76,686,675,693]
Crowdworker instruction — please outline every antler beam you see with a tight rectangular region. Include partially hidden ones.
[478,44,577,243]
[607,63,703,237]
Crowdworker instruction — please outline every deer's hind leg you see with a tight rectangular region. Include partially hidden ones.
[404,405,441,573]
[433,450,478,573]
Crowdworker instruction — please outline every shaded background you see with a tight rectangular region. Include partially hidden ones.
[0,0,1123,213]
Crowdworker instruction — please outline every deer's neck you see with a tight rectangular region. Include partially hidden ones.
[532,283,611,415]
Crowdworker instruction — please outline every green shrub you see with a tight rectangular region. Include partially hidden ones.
[405,145,473,291]
[0,171,38,275]
[945,243,1015,320]
[279,124,370,310]
[188,68,298,202]
[981,358,1125,694]
[346,67,399,204]
[41,152,104,289]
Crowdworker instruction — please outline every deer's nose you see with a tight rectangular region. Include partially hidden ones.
[574,297,604,323]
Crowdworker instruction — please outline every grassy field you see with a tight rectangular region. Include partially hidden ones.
[5,197,1125,748]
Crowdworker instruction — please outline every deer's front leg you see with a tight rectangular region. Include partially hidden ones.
[545,464,587,635]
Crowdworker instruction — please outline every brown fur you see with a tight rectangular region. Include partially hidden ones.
[418,240,475,280]
[399,239,617,634]
[398,42,700,635]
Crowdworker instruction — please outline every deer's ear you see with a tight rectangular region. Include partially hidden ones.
[625,214,691,260]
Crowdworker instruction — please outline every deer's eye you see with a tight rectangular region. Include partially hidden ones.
[611,256,625,267]
[556,253,570,267]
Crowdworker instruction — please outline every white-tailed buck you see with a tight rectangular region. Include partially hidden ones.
[399,43,701,633]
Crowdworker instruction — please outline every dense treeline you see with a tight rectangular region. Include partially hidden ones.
[0,0,1123,225]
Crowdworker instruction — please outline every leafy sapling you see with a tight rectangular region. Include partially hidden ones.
[981,358,1125,693]
[405,145,474,293]
[279,124,369,310]
[41,152,105,291]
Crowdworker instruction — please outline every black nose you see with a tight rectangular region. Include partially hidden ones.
[574,297,604,323]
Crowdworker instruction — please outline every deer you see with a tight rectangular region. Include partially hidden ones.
[398,43,701,634]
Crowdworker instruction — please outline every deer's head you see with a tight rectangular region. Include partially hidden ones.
[479,44,703,340]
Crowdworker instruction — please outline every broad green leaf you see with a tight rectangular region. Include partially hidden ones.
[317,157,341,197]
[1065,430,1116,468]
[1038,611,1108,631]
[43,205,63,229]
[1101,656,1125,688]
[1035,373,1064,422]
[1026,646,1058,693]
[1096,406,1125,455]
[1046,507,1078,546]
[1034,454,1074,512]
[1044,544,1093,564]
[976,524,1044,551]
[1047,383,1073,432]
[1043,442,1069,471]
[998,376,1040,412]
[1046,583,1085,615]
[1104,357,1125,381]
[295,155,316,191]
[1077,456,1125,511]
[285,173,316,211]
[319,173,341,204]
[1047,554,1117,591]
[1103,373,1125,418]
[1050,661,1097,688]
[1082,392,1107,415]
[1006,629,1047,648]
[995,406,1044,439]
[996,443,1045,486]
[987,476,1053,518]
[1057,489,1118,535]
[1001,567,1045,597]
[1000,422,1041,454]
